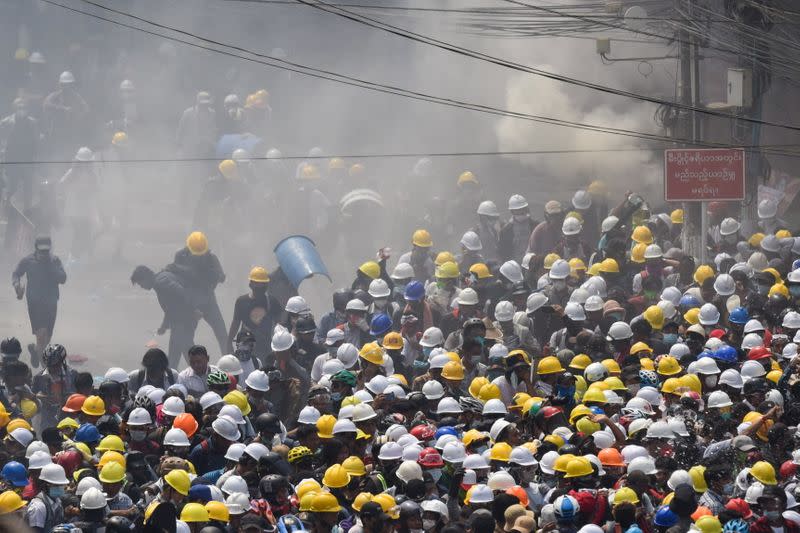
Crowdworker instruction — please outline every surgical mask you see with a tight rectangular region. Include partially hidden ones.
[722,483,735,496]
[474,336,485,346]
[331,392,343,402]
[393,284,406,297]
[765,511,782,523]
[790,285,800,297]
[662,333,678,345]
[129,430,148,442]
[423,347,434,357]
[720,412,731,420]
[413,360,429,372]
[473,445,488,455]
[423,520,438,531]
[513,214,529,222]
[428,468,443,482]
[49,486,66,498]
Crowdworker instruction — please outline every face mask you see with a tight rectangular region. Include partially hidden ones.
[720,412,731,420]
[513,214,529,222]
[765,511,782,523]
[791,285,800,297]
[474,336,485,347]
[552,280,567,291]
[722,483,735,496]
[473,445,488,455]
[49,486,65,498]
[644,290,658,301]
[413,360,429,372]
[423,347,434,357]
[663,333,678,344]
[129,430,148,442]
[423,520,438,531]
[393,284,406,297]
[331,392,343,402]
[428,468,443,482]
[542,476,557,488]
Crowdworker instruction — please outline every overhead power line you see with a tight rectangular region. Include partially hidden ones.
[291,0,800,134]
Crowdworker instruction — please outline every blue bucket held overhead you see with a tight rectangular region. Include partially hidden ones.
[274,235,331,289]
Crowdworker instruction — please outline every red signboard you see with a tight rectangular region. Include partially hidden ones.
[664,148,746,201]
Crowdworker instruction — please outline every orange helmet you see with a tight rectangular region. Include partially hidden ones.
[506,486,529,507]
[173,413,199,438]
[598,448,625,467]
[62,394,87,414]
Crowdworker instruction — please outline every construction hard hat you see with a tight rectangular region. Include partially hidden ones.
[460,231,482,251]
[631,243,647,264]
[368,278,391,299]
[322,464,351,489]
[39,463,69,485]
[750,461,777,485]
[769,283,789,298]
[509,194,529,211]
[549,259,571,280]
[489,442,512,462]
[720,217,741,236]
[248,266,269,283]
[442,361,465,381]
[537,356,564,375]
[553,495,580,519]
[562,216,582,236]
[81,395,105,417]
[245,369,270,392]
[599,258,620,273]
[688,465,707,492]
[632,225,654,244]
[382,332,403,350]
[613,487,640,506]
[758,198,779,219]
[163,428,191,447]
[271,329,295,352]
[695,516,722,533]
[436,261,459,279]
[657,356,682,376]
[598,448,625,467]
[359,342,384,366]
[206,500,229,522]
[569,354,592,370]
[97,435,124,453]
[584,362,609,383]
[698,303,720,326]
[412,229,433,247]
[181,502,210,523]
[99,461,126,484]
[670,209,684,224]
[358,261,380,280]
[477,200,499,217]
[80,486,108,510]
[642,306,664,330]
[694,265,715,285]
[164,469,190,495]
[0,490,26,515]
[186,231,209,255]
[582,388,607,404]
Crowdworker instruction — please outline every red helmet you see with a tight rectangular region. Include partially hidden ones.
[418,447,444,468]
[780,460,798,481]
[541,406,563,419]
[724,498,753,520]
[410,424,436,442]
[747,347,772,361]
[709,329,726,339]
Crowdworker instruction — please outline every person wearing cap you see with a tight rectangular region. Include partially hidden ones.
[12,235,67,368]
[228,266,282,362]
[527,200,564,257]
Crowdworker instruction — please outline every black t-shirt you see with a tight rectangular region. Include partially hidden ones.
[233,292,279,343]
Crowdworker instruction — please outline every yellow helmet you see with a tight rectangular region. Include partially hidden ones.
[206,500,230,522]
[7,419,32,433]
[359,342,385,366]
[248,266,269,283]
[382,332,403,350]
[588,381,609,391]
[0,490,26,515]
[478,383,501,402]
[316,415,337,439]
[372,493,399,519]
[181,502,210,523]
[544,434,565,449]
[81,395,106,417]
[693,265,715,285]
[643,305,664,330]
[604,377,627,391]
[442,361,465,381]
[569,404,592,425]
[358,261,380,279]
[544,253,561,270]
[20,399,37,419]
[98,451,126,470]
[588,180,607,195]
[777,229,792,239]
[569,354,592,371]
[563,457,594,478]
[352,492,373,512]
[412,229,433,248]
[296,479,322,499]
[512,392,532,412]
[435,251,456,266]
[469,377,490,398]
[186,231,209,256]
[680,374,701,395]
[458,171,478,186]
[569,258,587,273]
[763,268,782,284]
[99,461,126,484]
[631,243,647,264]
[301,164,321,180]
[469,263,493,279]
[639,357,655,371]
[613,487,640,506]
[630,342,653,355]
[299,492,319,512]
[695,516,722,533]
[553,454,576,473]
[112,131,128,146]
[689,465,707,492]
[224,390,252,416]
[581,388,607,404]
[684,307,701,325]
[489,442,512,462]
[671,209,684,224]
[749,232,765,248]
[599,258,620,273]
[660,378,682,395]
[587,263,602,276]
[750,461,777,485]
[342,456,366,477]
[322,464,351,489]
[632,225,654,244]
[601,359,621,375]
[767,370,782,384]
[769,283,789,298]
[537,356,564,375]
[435,261,459,279]
[218,159,239,180]
[96,435,125,453]
[463,429,489,447]
[164,469,191,496]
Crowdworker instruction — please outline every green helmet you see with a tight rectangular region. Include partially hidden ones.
[207,370,231,386]
[331,370,357,388]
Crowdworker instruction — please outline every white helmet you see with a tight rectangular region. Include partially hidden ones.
[657,300,677,320]
[720,217,742,236]
[761,234,781,253]
[667,470,692,490]
[669,343,691,358]
[436,397,462,415]
[420,327,444,348]
[199,391,224,411]
[40,463,69,485]
[81,487,108,510]
[368,279,391,298]
[25,441,49,459]
[164,428,191,447]
[549,259,571,280]
[707,390,733,409]
[224,443,247,463]
[584,362,608,383]
[661,286,682,306]
[607,321,633,341]
[321,358,345,377]
[499,261,524,284]
[219,405,245,425]
[585,295,604,313]
[212,417,241,442]
[693,357,720,375]
[510,446,538,467]
[28,450,52,470]
[539,451,560,475]
[719,369,744,389]
[495,301,515,322]
[741,360,767,380]
[741,333,763,351]
[468,484,494,504]
[217,355,243,376]
[442,442,467,464]
[245,370,270,392]
[244,442,270,462]
[458,288,479,306]
[266,148,282,159]
[396,460,423,483]
[627,456,657,475]
[28,51,45,64]
[298,406,321,425]
[582,276,607,298]
[645,421,674,440]
[391,262,414,280]
[628,418,652,438]
[104,367,129,384]
[698,303,720,326]
[231,148,249,162]
[562,217,582,236]
[422,380,445,400]
[59,71,76,84]
[127,407,152,426]
[487,471,516,491]
[713,274,735,296]
[565,302,586,322]
[366,375,389,395]
[484,400,509,417]
[285,296,310,315]
[421,500,449,523]
[592,430,615,450]
[644,244,663,259]
[345,299,368,312]
[333,419,357,435]
[147,388,165,405]
[745,482,764,505]
[226,492,253,514]
[572,190,592,210]
[744,319,765,334]
[162,396,185,417]
[636,387,661,407]
[461,231,482,251]
[337,343,359,369]
[352,403,377,423]
[508,194,528,211]
[221,475,249,496]
[403,444,423,462]
[477,200,499,217]
[783,343,798,360]
[569,288,589,305]
[76,476,102,496]
[758,198,778,219]
[668,418,690,437]
[75,146,94,162]
[601,216,619,233]
[784,311,800,329]
[526,292,549,314]
[626,397,655,415]
[463,454,489,470]
[271,329,295,352]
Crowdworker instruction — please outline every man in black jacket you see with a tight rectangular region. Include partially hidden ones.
[130,265,199,368]
[12,235,66,368]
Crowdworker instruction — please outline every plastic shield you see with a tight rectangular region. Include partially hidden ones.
[273,235,331,289]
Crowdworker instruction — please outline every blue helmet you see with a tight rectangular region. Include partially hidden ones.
[679,294,701,310]
[434,426,458,440]
[654,506,679,527]
[369,313,393,336]
[278,515,307,533]
[589,406,605,415]
[74,423,102,444]
[708,345,738,364]
[729,306,750,325]
[793,259,800,271]
[404,281,425,302]
[188,484,212,503]
[1,460,28,487]
[553,494,580,521]
[723,519,750,533]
